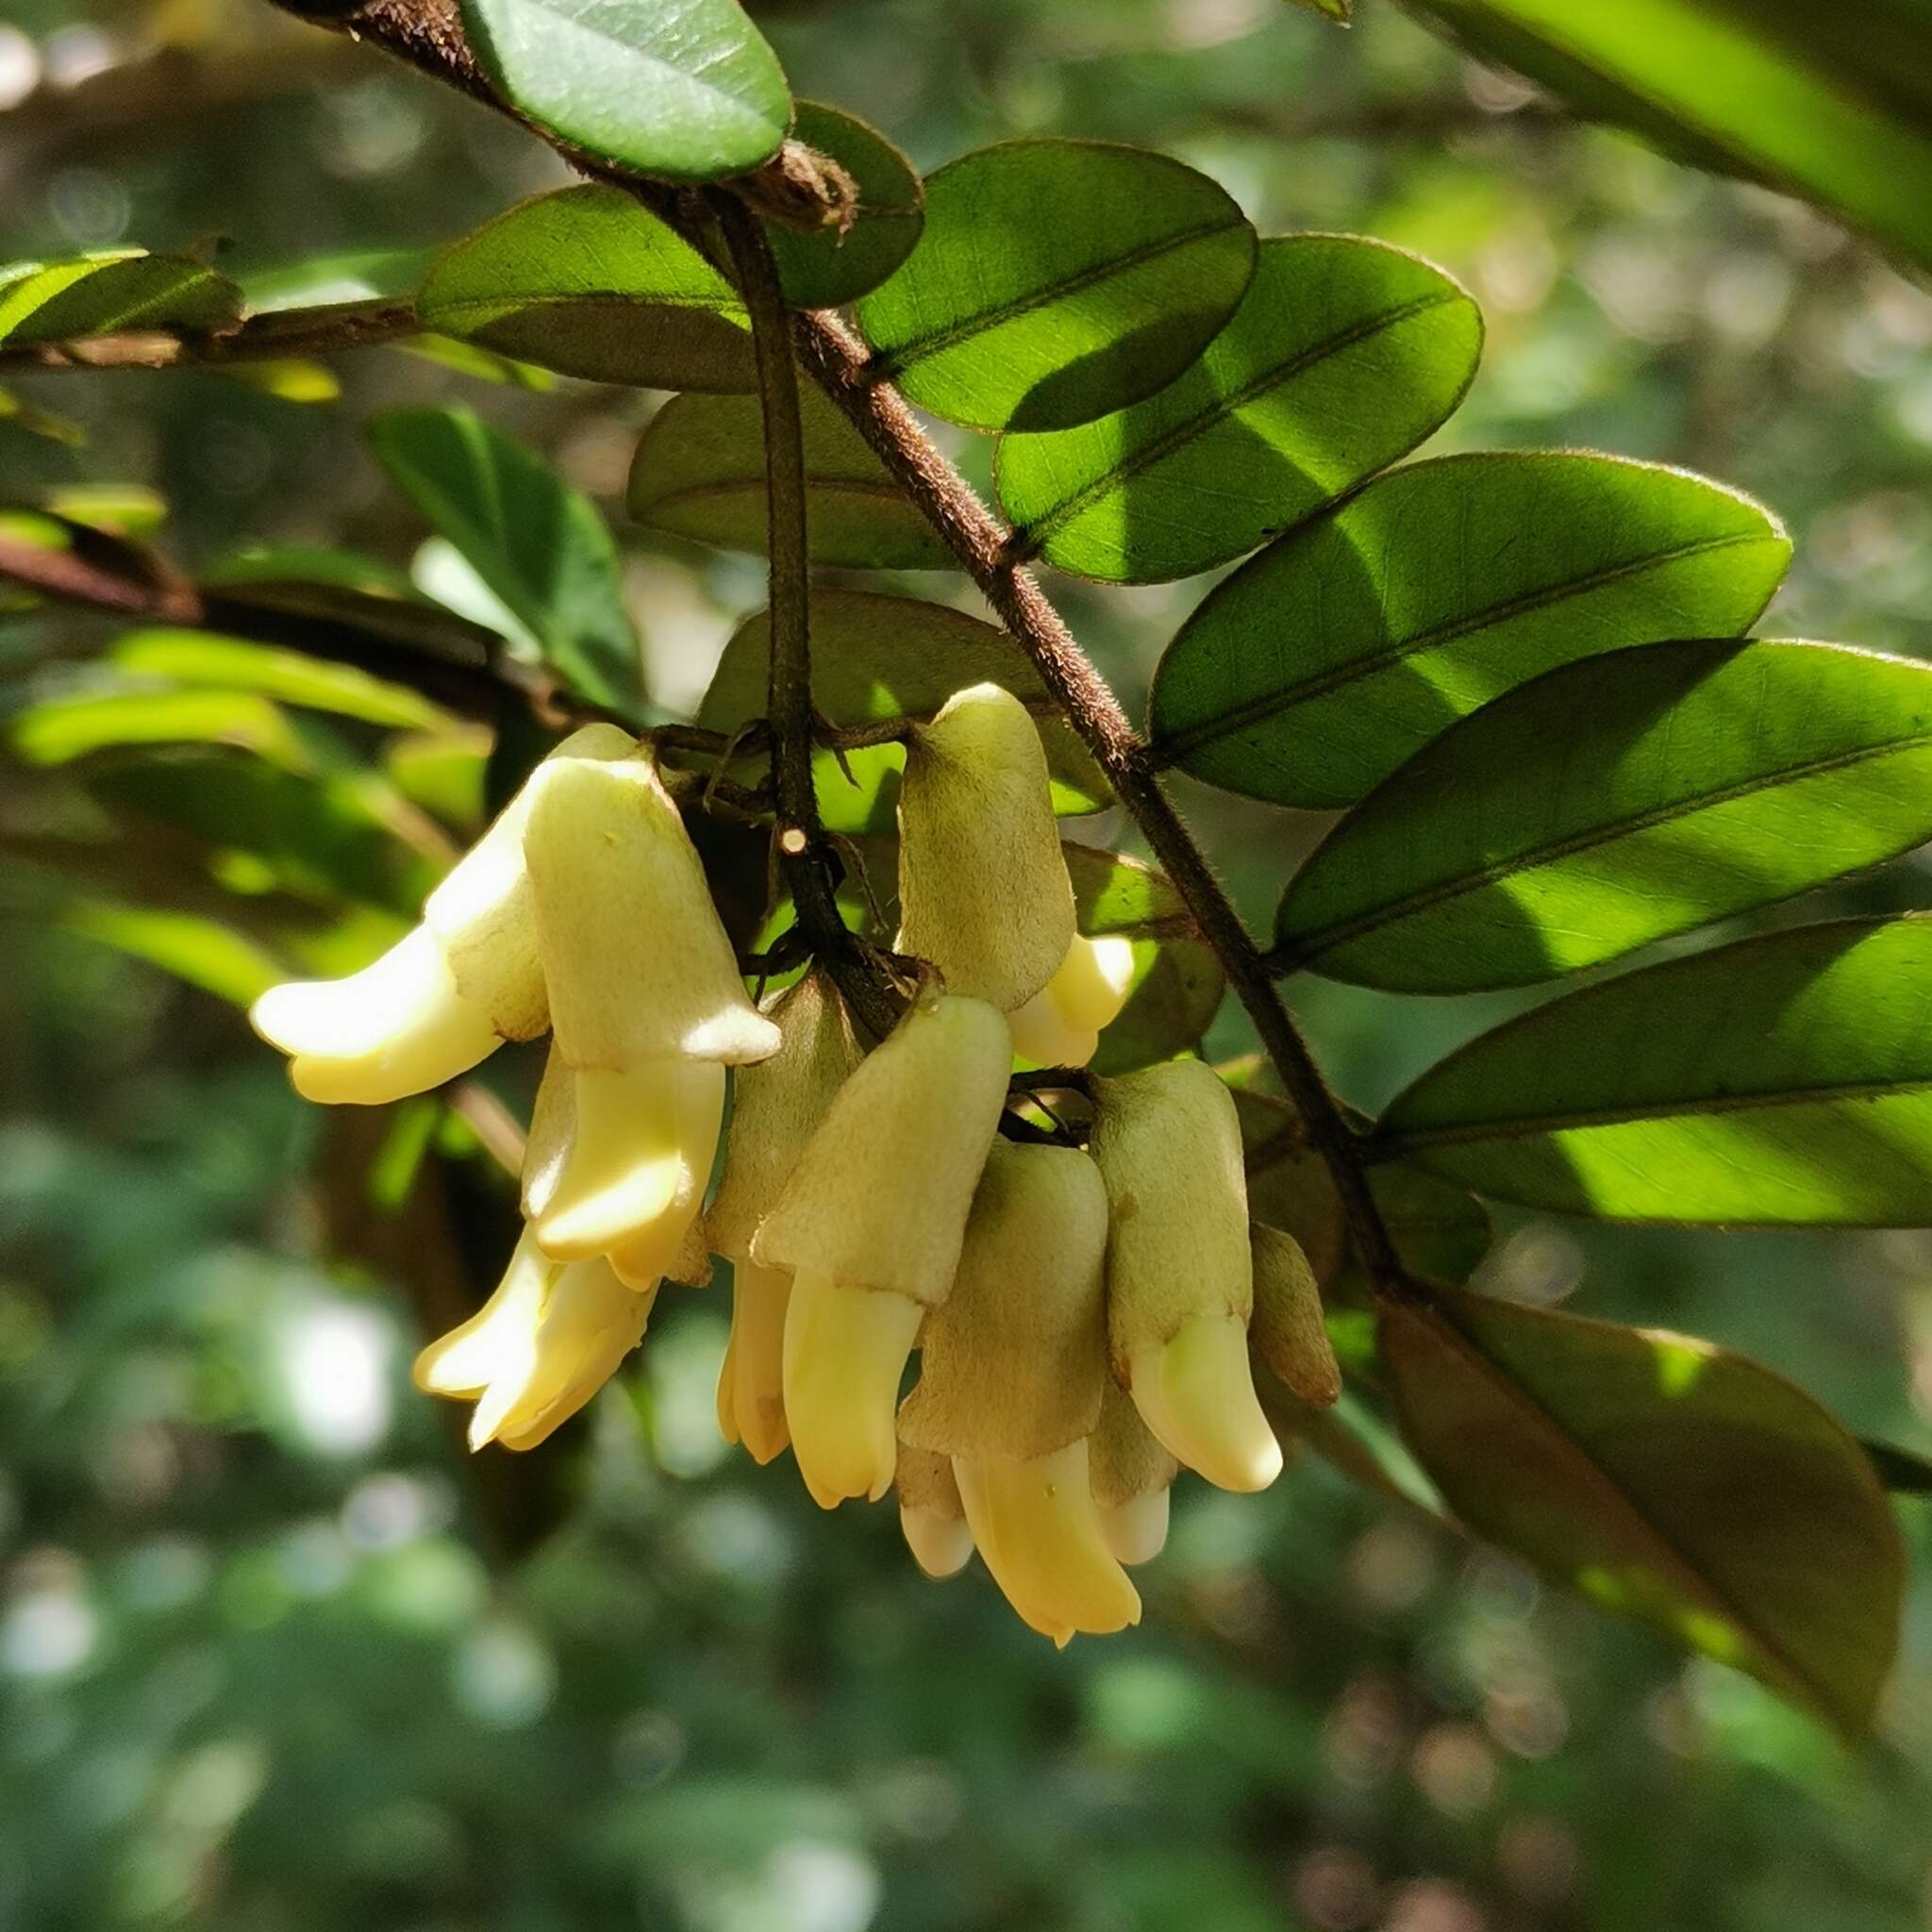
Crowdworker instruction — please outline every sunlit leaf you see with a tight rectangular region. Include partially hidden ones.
[855,140,1257,431]
[997,235,1479,583]
[1278,639,1932,991]
[627,385,948,569]
[458,0,791,182]
[0,250,242,345]
[1384,1288,1903,1732]
[12,688,315,772]
[56,897,286,1007]
[417,186,753,391]
[1374,916,1932,1225]
[1151,452,1790,808]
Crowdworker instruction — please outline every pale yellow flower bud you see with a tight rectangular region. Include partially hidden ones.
[519,1045,724,1276]
[249,722,635,1102]
[1251,1224,1341,1408]
[525,748,781,1070]
[753,993,1013,1507]
[1091,1058,1282,1494]
[1088,1380,1177,1567]
[706,972,864,1463]
[896,1445,974,1578]
[413,1227,655,1451]
[953,1441,1141,1645]
[896,683,1074,1011]
[898,1142,1110,1465]
[1008,934,1136,1070]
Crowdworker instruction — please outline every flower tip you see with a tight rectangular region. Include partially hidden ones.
[1130,1316,1283,1494]
[782,1273,922,1510]
[1100,1485,1172,1567]
[900,1505,974,1579]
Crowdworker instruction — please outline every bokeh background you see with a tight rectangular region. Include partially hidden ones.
[4,1,1932,1926]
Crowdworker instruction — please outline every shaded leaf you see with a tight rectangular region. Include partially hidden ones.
[458,0,790,182]
[0,250,242,345]
[1383,1287,1903,1732]
[417,186,753,391]
[627,385,947,569]
[368,405,640,716]
[1403,0,1932,274]
[1861,1437,1932,1494]
[1151,451,1790,808]
[694,589,1108,833]
[767,102,924,308]
[855,140,1257,432]
[1374,916,1932,1225]
[1279,639,1932,992]
[997,235,1479,583]
[1062,844,1224,1074]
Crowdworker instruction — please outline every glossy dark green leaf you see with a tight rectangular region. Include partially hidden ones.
[854,140,1257,432]
[767,102,924,308]
[458,0,790,182]
[1061,845,1224,1074]
[1151,452,1790,808]
[627,386,946,569]
[996,235,1479,583]
[1384,1288,1903,1732]
[417,187,754,391]
[0,251,242,345]
[368,405,640,717]
[1403,0,1932,274]
[1375,917,1932,1225]
[1279,639,1932,992]
[694,589,1108,834]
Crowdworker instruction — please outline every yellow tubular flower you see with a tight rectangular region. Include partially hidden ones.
[896,1445,974,1579]
[413,1228,656,1451]
[1089,1380,1178,1568]
[1008,934,1137,1070]
[752,993,1013,1508]
[521,749,780,1269]
[898,1142,1137,1641]
[705,972,864,1464]
[895,682,1074,1013]
[250,723,635,1104]
[1091,1059,1284,1495]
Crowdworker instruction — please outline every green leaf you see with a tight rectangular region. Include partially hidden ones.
[996,235,1480,583]
[1278,639,1932,992]
[56,898,285,1007]
[854,140,1257,432]
[627,385,948,569]
[12,688,316,772]
[109,630,454,732]
[1402,0,1932,275]
[417,186,754,391]
[458,0,791,182]
[43,484,166,536]
[694,589,1109,834]
[767,102,924,308]
[1150,451,1790,808]
[1382,1288,1903,1733]
[0,251,242,345]
[1061,845,1224,1074]
[1374,916,1932,1225]
[368,405,640,716]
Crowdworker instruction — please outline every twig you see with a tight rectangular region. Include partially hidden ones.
[0,298,420,375]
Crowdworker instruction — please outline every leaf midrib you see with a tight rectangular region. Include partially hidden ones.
[1156,528,1777,764]
[1285,725,1932,966]
[1009,289,1461,549]
[866,214,1248,378]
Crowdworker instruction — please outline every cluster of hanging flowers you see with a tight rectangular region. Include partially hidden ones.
[249,684,1337,1642]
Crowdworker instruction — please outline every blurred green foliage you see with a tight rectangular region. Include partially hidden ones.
[3,1,1932,1926]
